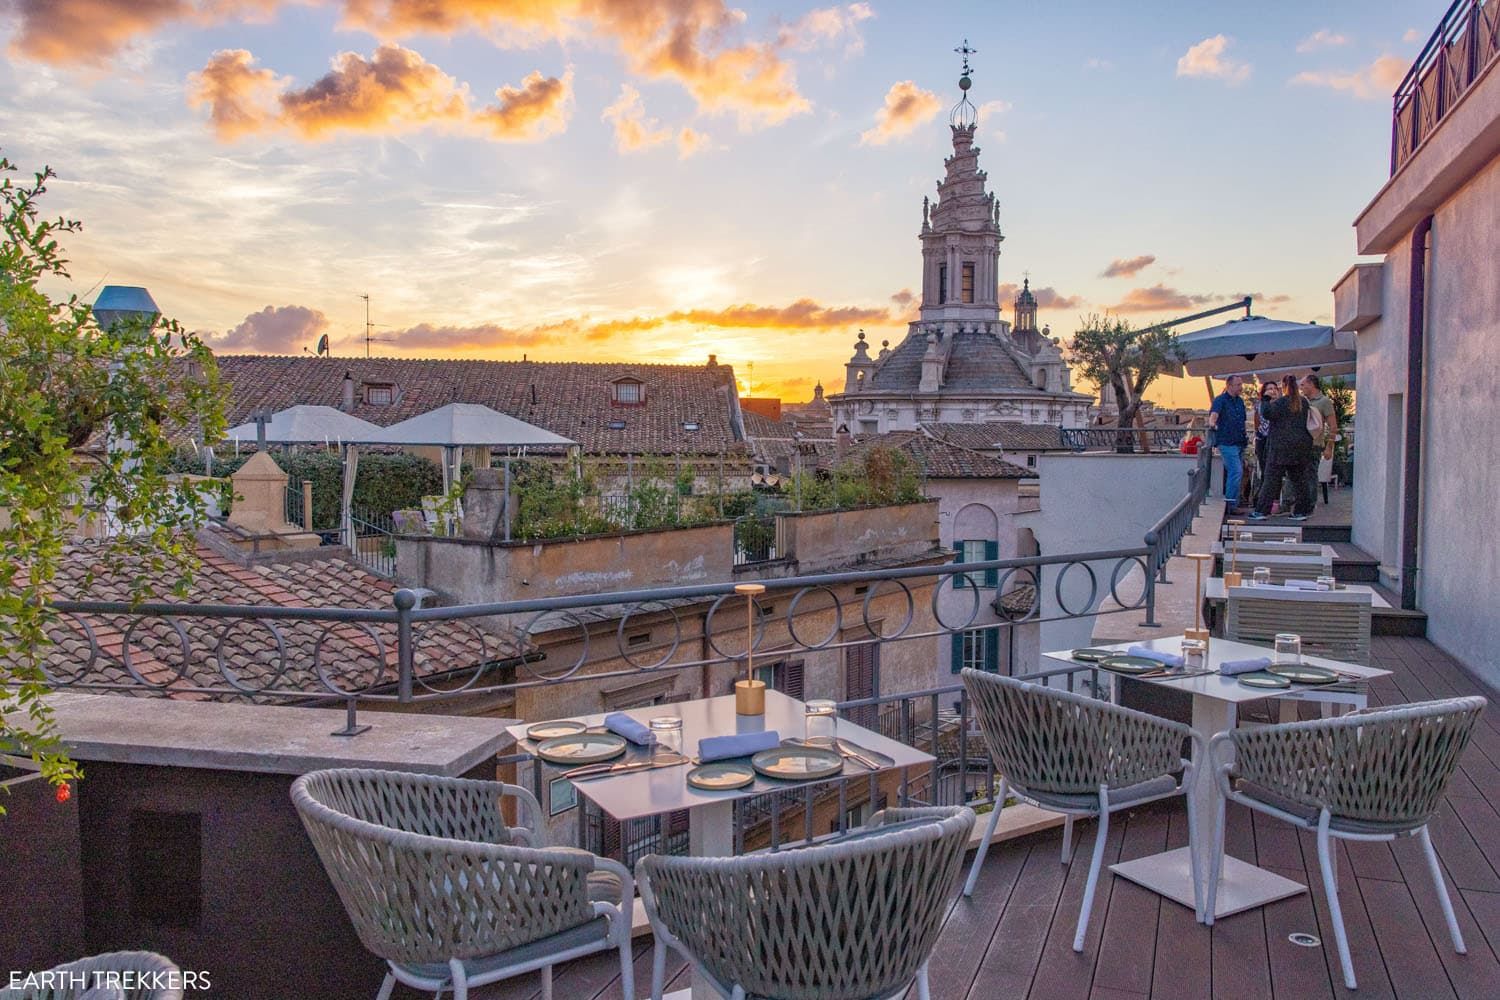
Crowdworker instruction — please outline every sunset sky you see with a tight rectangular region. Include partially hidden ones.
[1,1,1426,406]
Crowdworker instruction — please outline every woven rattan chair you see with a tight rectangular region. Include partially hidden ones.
[291,768,634,1000]
[1208,697,1486,989]
[0,951,183,1000]
[961,669,1203,950]
[636,805,974,1000]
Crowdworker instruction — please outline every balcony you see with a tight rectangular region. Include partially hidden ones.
[1391,0,1500,175]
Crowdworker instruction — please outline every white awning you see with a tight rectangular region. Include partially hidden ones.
[359,402,576,448]
[225,405,382,445]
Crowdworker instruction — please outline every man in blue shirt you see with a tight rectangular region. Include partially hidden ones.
[1208,374,1248,515]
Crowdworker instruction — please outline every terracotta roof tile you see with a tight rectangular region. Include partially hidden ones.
[211,354,748,457]
[922,421,1069,453]
[829,431,1031,480]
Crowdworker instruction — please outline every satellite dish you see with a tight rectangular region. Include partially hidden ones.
[316,334,330,356]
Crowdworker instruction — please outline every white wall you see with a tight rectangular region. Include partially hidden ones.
[1016,453,1199,667]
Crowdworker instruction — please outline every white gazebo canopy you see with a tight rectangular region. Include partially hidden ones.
[225,405,382,445]
[1175,316,1356,378]
[342,403,576,546]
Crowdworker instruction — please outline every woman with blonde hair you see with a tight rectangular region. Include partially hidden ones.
[1250,374,1315,520]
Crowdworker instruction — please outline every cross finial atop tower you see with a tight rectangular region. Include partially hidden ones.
[955,39,977,77]
[949,39,979,128]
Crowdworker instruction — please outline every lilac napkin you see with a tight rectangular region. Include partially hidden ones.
[1127,645,1184,669]
[1219,656,1272,676]
[1283,578,1320,590]
[604,713,654,746]
[698,730,780,763]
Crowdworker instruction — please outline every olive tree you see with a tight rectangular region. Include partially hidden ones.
[1,154,226,808]
[1067,314,1183,445]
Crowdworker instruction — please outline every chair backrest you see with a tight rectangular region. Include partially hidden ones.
[0,951,182,1000]
[1226,697,1486,828]
[1227,541,1326,558]
[291,768,597,965]
[637,806,974,1000]
[1239,553,1332,584]
[1226,587,1371,665]
[1222,524,1302,542]
[961,669,1189,797]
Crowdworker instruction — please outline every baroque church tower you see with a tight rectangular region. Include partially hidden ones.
[830,44,1087,435]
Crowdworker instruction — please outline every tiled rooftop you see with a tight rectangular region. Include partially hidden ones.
[924,420,1070,453]
[827,430,1032,479]
[212,355,748,456]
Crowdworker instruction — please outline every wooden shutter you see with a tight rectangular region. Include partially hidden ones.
[984,540,999,587]
[952,543,968,588]
[950,630,964,673]
[846,642,878,728]
[782,659,805,700]
[984,628,999,673]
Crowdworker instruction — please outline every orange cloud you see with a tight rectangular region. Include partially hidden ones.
[676,126,710,158]
[188,44,570,141]
[1176,35,1251,84]
[601,84,671,152]
[1290,54,1407,100]
[1101,255,1156,278]
[860,80,941,145]
[6,0,282,65]
[385,298,896,351]
[212,304,330,353]
[475,68,573,141]
[345,0,811,129]
[188,49,284,140]
[777,3,874,54]
[1108,285,1216,313]
[997,283,1083,310]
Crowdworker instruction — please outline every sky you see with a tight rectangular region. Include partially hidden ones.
[0,1,1431,407]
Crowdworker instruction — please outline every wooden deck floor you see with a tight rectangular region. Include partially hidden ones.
[438,635,1500,1000]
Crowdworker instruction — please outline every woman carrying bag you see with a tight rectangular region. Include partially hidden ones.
[1250,374,1316,521]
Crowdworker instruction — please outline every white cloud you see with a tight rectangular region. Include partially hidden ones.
[1403,28,1421,44]
[1176,35,1251,84]
[1297,29,1349,53]
[1084,57,1113,71]
[1290,54,1407,101]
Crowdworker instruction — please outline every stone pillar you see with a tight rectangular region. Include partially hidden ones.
[461,468,506,541]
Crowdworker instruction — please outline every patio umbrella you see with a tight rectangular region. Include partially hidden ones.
[356,403,577,540]
[1175,317,1355,378]
[224,405,382,446]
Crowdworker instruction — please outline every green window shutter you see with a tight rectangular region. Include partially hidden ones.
[984,628,1000,673]
[984,540,999,588]
[953,543,967,589]
[950,630,965,673]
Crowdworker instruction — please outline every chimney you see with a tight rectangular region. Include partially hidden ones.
[341,370,354,410]
[707,354,717,368]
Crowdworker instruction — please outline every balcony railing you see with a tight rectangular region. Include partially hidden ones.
[1060,426,1190,453]
[1392,0,1500,174]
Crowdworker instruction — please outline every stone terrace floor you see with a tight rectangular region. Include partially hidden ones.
[421,633,1500,1000]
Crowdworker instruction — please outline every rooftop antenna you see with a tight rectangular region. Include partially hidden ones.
[358,293,393,358]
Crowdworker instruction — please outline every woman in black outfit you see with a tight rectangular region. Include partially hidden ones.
[1252,380,1278,503]
[1253,374,1315,519]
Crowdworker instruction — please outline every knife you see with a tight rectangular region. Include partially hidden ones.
[563,755,690,781]
[1139,668,1220,680]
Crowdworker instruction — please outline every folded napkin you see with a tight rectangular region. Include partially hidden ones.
[1283,578,1320,590]
[1127,645,1184,669]
[604,712,654,746]
[698,730,780,763]
[1219,656,1272,676]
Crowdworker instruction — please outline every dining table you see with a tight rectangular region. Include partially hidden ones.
[508,689,935,1000]
[1042,635,1392,922]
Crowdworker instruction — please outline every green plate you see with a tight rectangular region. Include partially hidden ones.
[1071,648,1116,663]
[686,761,756,791]
[1237,671,1292,690]
[535,732,628,765]
[1098,655,1164,675]
[1268,664,1340,685]
[526,719,586,741]
[751,745,845,781]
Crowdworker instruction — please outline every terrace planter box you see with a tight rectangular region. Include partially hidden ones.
[0,756,84,971]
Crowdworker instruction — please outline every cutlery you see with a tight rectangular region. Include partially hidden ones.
[563,754,690,781]
[835,738,887,770]
[785,738,878,770]
[1139,668,1219,680]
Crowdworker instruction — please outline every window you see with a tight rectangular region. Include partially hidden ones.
[962,262,975,303]
[844,640,878,728]
[365,384,395,405]
[1026,454,1037,468]
[938,264,948,304]
[952,627,999,673]
[953,539,998,588]
[682,421,700,431]
[607,419,627,430]
[749,659,805,700]
[612,379,644,405]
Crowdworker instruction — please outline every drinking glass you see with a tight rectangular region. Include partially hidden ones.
[1274,633,1302,667]
[1316,575,1336,591]
[1180,638,1207,669]
[649,716,684,762]
[805,699,838,746]
[1252,566,1271,586]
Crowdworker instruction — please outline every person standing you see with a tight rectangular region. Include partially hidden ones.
[1252,380,1279,505]
[1207,374,1248,516]
[1251,374,1316,520]
[1301,373,1338,505]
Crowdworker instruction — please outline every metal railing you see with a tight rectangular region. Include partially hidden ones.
[1060,426,1191,453]
[1392,0,1500,174]
[732,513,778,564]
[348,510,397,578]
[1140,446,1213,627]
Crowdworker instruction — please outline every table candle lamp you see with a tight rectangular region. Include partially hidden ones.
[733,582,767,715]
[1224,519,1245,587]
[1185,553,1214,646]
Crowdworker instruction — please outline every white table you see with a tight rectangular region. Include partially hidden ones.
[510,690,934,999]
[1042,636,1392,921]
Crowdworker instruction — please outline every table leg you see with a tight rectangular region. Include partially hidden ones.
[665,801,735,1000]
